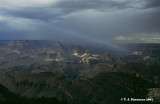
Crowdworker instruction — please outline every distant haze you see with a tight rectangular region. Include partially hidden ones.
[0,0,160,44]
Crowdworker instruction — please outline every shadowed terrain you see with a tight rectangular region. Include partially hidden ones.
[0,40,160,104]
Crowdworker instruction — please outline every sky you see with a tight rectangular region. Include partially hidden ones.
[0,0,160,44]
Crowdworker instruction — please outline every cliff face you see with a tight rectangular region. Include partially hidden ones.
[0,41,160,104]
[53,42,64,52]
[68,45,85,54]
[0,41,37,55]
[0,41,119,68]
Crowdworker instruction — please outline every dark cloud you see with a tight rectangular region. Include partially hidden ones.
[0,0,160,43]
[144,0,160,8]
[0,0,126,21]
[2,0,160,21]
[56,0,126,12]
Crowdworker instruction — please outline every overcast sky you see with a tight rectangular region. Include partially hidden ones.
[0,0,160,44]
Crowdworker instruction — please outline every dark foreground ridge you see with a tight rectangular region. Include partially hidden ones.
[0,84,67,104]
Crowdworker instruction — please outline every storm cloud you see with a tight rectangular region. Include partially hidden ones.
[0,0,160,43]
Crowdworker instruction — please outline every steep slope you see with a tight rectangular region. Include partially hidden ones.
[0,41,37,55]
[53,42,64,52]
[68,72,154,104]
[0,71,154,104]
[68,45,85,55]
[0,83,67,104]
